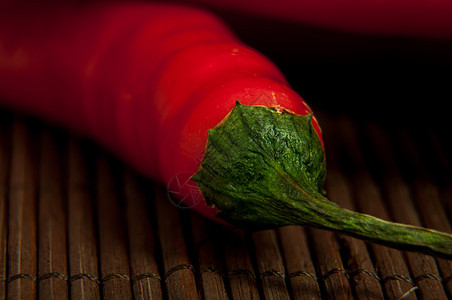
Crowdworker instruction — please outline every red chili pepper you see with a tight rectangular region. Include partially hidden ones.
[179,0,452,38]
[0,2,320,221]
[1,2,452,259]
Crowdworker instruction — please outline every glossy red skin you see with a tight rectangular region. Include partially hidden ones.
[0,2,322,222]
[180,0,452,38]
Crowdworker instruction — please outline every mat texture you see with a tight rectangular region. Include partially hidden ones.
[0,109,451,300]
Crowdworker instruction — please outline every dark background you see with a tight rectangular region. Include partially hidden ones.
[207,9,452,128]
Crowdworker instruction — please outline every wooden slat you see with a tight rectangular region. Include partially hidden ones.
[154,188,199,299]
[191,214,229,300]
[38,130,68,299]
[123,171,163,299]
[7,119,38,300]
[96,156,132,300]
[0,115,10,299]
[223,228,260,299]
[308,226,353,299]
[251,229,291,299]
[278,225,321,300]
[67,139,101,299]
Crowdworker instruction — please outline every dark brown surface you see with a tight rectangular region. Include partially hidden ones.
[7,120,38,300]
[38,130,68,299]
[0,111,451,300]
[67,139,101,299]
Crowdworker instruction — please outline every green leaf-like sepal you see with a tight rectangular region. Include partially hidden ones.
[192,101,330,229]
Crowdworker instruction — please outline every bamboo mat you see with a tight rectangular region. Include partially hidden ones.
[0,110,451,300]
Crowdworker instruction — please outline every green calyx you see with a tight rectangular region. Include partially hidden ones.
[192,101,327,229]
[192,102,452,259]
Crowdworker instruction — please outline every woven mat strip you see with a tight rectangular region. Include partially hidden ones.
[67,139,101,300]
[0,113,451,299]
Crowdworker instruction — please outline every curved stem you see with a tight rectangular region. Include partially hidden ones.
[296,192,452,259]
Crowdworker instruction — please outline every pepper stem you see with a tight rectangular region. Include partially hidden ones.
[191,102,452,259]
[295,191,452,259]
